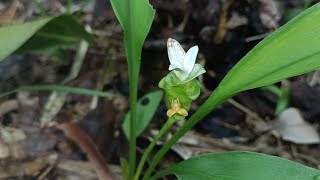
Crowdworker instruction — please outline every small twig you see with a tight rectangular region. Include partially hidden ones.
[227,98,264,122]
[227,98,271,133]
[245,32,272,42]
[308,70,320,87]
[213,0,235,43]
[175,9,191,32]
[37,163,56,180]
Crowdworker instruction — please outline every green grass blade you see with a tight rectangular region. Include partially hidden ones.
[31,0,47,16]
[0,85,114,99]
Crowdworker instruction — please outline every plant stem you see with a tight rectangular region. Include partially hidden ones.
[75,0,91,18]
[129,79,138,179]
[134,117,176,180]
[66,0,72,14]
[149,168,171,180]
[127,34,139,179]
[31,0,46,16]
[142,91,224,180]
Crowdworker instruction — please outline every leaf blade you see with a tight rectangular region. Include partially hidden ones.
[216,3,320,97]
[144,5,320,177]
[155,151,320,180]
[122,90,163,139]
[0,85,114,99]
[0,15,92,61]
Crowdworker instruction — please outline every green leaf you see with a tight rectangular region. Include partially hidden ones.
[120,158,130,180]
[142,5,320,178]
[153,151,320,180]
[213,4,320,102]
[275,84,291,114]
[110,0,155,176]
[0,15,92,61]
[122,90,163,139]
[110,0,155,74]
[0,85,114,99]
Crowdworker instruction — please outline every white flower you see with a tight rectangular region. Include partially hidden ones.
[167,38,206,82]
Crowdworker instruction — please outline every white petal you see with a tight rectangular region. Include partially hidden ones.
[184,63,206,82]
[183,45,199,75]
[173,69,189,82]
[167,38,185,68]
[169,64,180,71]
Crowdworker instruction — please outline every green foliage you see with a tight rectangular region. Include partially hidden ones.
[275,85,291,114]
[212,3,320,105]
[144,4,320,179]
[0,85,114,99]
[110,0,155,177]
[0,15,92,61]
[120,158,130,180]
[261,84,291,114]
[122,91,163,139]
[159,72,202,112]
[110,0,155,75]
[152,151,320,180]
[32,0,47,16]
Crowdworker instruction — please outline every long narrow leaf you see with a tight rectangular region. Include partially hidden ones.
[110,0,155,177]
[153,151,320,180]
[0,85,114,99]
[214,3,320,101]
[0,15,92,61]
[144,4,320,178]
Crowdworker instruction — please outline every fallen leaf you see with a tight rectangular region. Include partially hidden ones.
[57,122,114,180]
[0,99,18,117]
[274,107,320,144]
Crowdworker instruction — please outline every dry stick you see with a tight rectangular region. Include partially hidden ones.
[227,98,264,121]
[175,9,191,32]
[37,163,56,180]
[245,32,272,43]
[213,0,235,44]
[227,98,272,134]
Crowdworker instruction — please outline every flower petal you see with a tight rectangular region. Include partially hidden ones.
[167,109,176,117]
[173,69,189,82]
[183,45,199,75]
[169,62,182,71]
[177,108,188,117]
[184,63,206,82]
[167,38,185,69]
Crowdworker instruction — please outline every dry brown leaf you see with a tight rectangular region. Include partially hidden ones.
[258,0,282,30]
[57,122,114,180]
[274,107,320,144]
[0,100,18,117]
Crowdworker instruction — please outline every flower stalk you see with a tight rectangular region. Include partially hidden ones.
[134,116,176,180]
